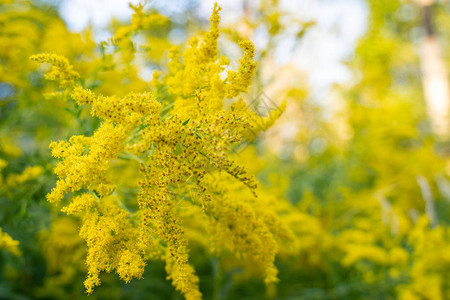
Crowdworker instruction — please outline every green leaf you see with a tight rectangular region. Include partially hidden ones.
[64,107,75,115]
[182,118,190,126]
[194,131,202,139]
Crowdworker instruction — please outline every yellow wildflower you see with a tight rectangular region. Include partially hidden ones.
[30,53,79,88]
[0,228,20,256]
[31,3,285,298]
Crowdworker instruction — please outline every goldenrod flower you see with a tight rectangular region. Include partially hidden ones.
[0,228,20,256]
[32,3,285,298]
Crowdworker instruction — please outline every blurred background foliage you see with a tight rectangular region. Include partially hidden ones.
[1,0,450,299]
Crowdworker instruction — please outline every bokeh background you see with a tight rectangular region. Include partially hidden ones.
[1,0,450,299]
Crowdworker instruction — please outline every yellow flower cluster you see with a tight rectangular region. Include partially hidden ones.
[396,217,450,300]
[45,85,160,205]
[37,217,86,298]
[47,123,126,203]
[0,140,21,157]
[32,3,286,298]
[77,197,145,294]
[5,165,44,187]
[0,159,44,194]
[203,173,281,284]
[112,3,170,64]
[280,186,450,300]
[30,53,80,89]
[0,227,20,256]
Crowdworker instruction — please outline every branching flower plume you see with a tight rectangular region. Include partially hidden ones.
[31,3,287,298]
